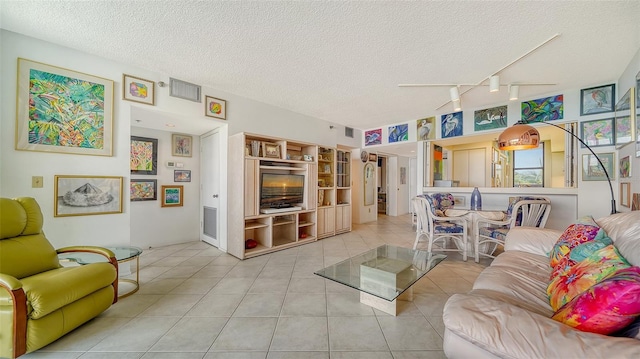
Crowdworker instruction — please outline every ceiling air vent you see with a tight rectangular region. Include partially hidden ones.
[169,78,201,102]
[345,127,354,138]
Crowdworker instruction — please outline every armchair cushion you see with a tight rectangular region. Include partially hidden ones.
[21,263,117,319]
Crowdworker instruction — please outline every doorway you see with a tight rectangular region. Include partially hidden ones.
[201,131,220,247]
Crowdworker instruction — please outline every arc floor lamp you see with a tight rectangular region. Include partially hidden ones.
[498,120,617,215]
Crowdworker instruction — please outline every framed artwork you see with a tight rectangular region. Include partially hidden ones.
[474,105,508,132]
[521,94,563,123]
[417,117,435,140]
[580,84,615,115]
[16,58,114,156]
[122,74,155,105]
[442,111,463,138]
[581,153,615,181]
[368,153,377,162]
[130,179,157,201]
[619,155,631,178]
[616,88,632,111]
[205,95,227,120]
[130,136,158,175]
[365,128,382,146]
[54,175,123,217]
[262,142,281,158]
[174,170,192,182]
[388,124,408,143]
[580,118,614,147]
[620,182,631,208]
[615,116,633,145]
[171,134,192,157]
[161,185,184,207]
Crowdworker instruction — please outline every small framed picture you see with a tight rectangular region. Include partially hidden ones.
[262,142,281,158]
[582,153,615,181]
[580,84,615,115]
[54,175,123,217]
[123,74,155,105]
[171,134,192,157]
[619,155,631,178]
[580,118,614,147]
[205,95,227,120]
[130,136,158,175]
[368,153,377,162]
[174,170,191,182]
[130,179,157,201]
[161,185,184,207]
[620,182,631,207]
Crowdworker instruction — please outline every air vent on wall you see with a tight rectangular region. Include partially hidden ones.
[169,78,201,102]
[345,127,354,138]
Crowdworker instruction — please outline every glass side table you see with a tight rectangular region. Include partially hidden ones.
[58,246,143,298]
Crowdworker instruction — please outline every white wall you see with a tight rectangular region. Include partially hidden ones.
[130,127,201,249]
[1,30,362,249]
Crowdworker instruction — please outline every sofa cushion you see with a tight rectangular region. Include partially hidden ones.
[613,316,640,340]
[20,262,117,319]
[472,251,553,317]
[547,244,630,311]
[552,266,640,334]
[596,211,640,266]
[549,216,603,268]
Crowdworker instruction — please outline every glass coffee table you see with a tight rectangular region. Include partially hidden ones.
[315,244,446,315]
[58,246,143,298]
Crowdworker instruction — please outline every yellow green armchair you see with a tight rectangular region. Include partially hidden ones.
[0,197,118,358]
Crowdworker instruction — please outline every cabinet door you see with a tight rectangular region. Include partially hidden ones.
[244,159,259,216]
[325,207,335,234]
[317,208,326,237]
[335,205,351,232]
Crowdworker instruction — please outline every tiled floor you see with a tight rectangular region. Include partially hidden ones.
[24,214,491,359]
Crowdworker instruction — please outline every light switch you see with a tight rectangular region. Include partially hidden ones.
[32,176,43,188]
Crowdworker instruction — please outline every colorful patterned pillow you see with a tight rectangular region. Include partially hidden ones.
[549,216,608,268]
[547,244,630,311]
[612,316,640,339]
[552,266,640,335]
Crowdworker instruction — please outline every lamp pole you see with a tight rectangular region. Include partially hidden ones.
[520,120,617,214]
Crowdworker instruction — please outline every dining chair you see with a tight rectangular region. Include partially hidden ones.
[412,194,468,261]
[473,196,551,262]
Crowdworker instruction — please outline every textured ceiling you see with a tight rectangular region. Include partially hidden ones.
[2,1,639,135]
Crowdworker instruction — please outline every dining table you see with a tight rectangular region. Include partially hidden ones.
[443,207,506,256]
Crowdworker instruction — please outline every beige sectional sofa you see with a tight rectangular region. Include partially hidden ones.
[443,211,640,358]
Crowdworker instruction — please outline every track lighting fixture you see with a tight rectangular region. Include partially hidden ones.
[452,99,461,111]
[449,86,460,102]
[489,75,500,92]
[509,85,519,100]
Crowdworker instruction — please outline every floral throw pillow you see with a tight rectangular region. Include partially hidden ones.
[552,266,640,335]
[549,216,610,268]
[547,244,630,311]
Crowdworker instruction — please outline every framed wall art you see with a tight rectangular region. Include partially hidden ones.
[16,58,114,156]
[581,153,615,181]
[619,155,631,178]
[580,118,614,147]
[130,179,157,201]
[615,116,633,146]
[442,111,463,138]
[368,153,377,162]
[580,84,615,115]
[161,185,184,207]
[388,124,409,143]
[620,182,631,208]
[174,170,192,182]
[521,94,563,123]
[262,142,281,158]
[364,128,382,146]
[171,133,192,157]
[54,175,123,217]
[417,117,435,140]
[205,95,227,120]
[474,105,508,132]
[130,136,158,175]
[123,74,155,105]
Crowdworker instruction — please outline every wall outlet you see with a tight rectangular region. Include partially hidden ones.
[32,176,43,188]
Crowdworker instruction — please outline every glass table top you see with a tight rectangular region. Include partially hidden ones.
[58,246,143,264]
[314,244,446,301]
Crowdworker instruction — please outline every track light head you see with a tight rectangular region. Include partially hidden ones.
[489,75,500,92]
[509,85,520,100]
[452,99,461,111]
[449,86,460,102]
